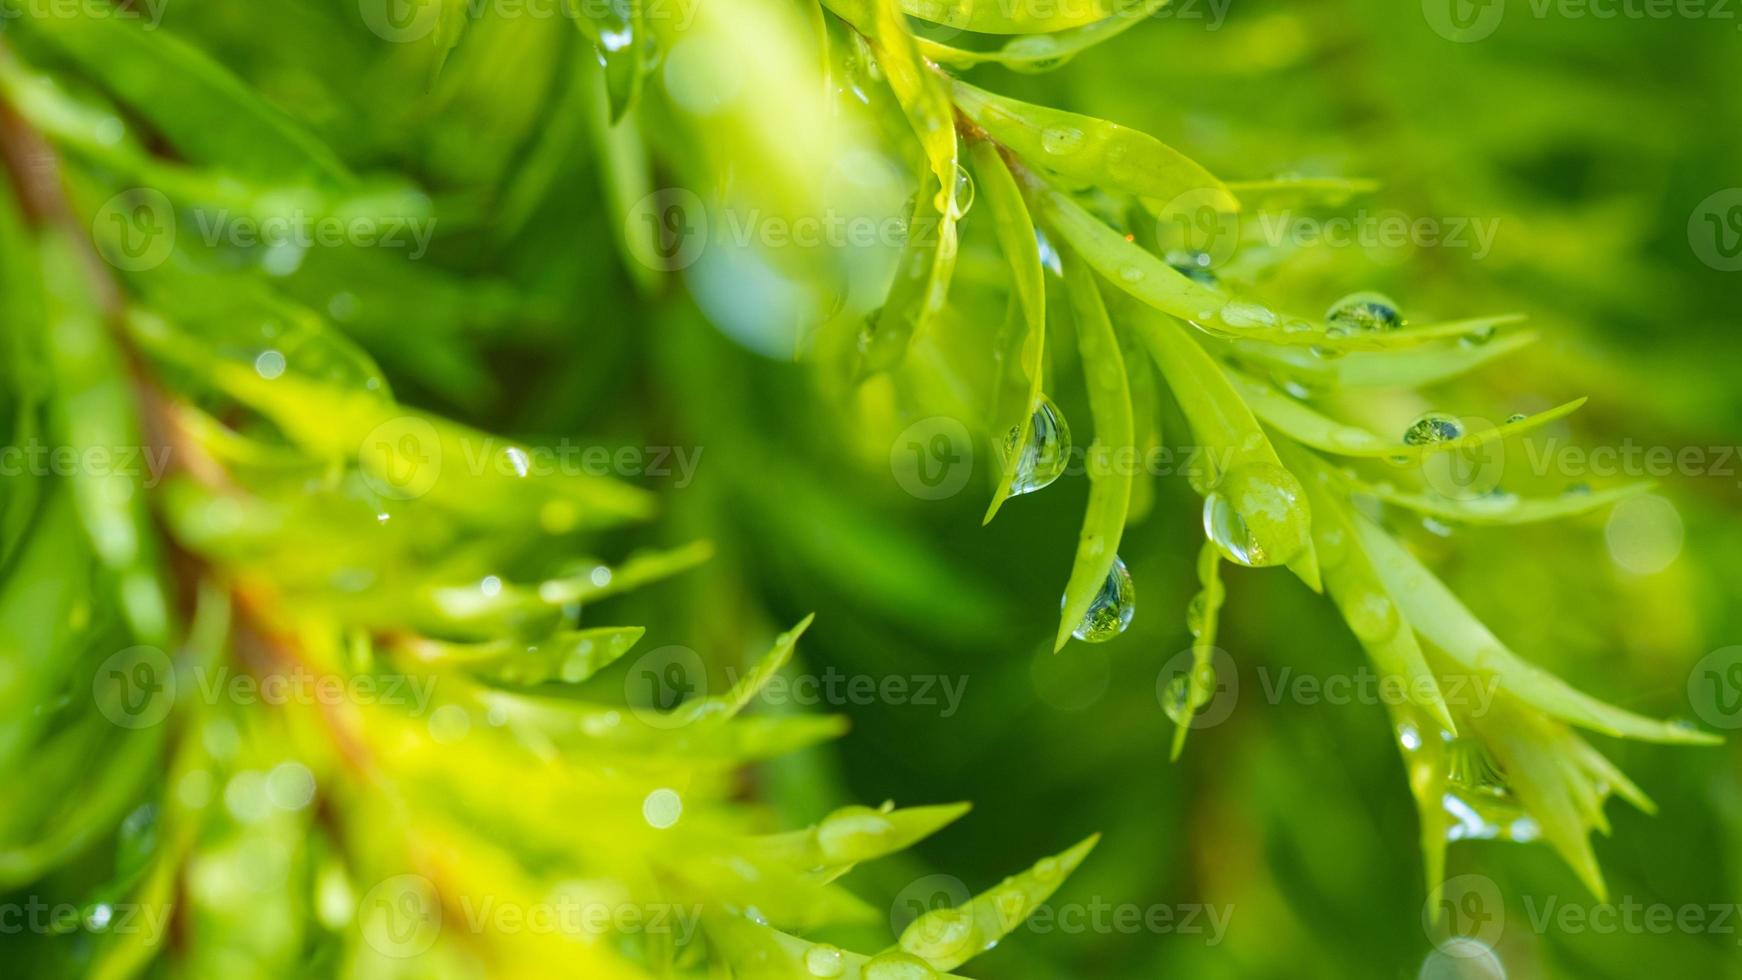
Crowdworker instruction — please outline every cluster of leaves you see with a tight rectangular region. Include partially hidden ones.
[0,0,1727,977]
[0,1,1095,977]
[793,0,1719,902]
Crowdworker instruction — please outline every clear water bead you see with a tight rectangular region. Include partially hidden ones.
[1003,396,1071,495]
[1403,413,1464,446]
[1325,291,1403,332]
[1202,463,1310,567]
[1067,555,1135,643]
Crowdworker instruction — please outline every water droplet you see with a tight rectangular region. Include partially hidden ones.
[805,944,846,977]
[1505,413,1526,424]
[1325,291,1402,332]
[816,806,895,864]
[863,950,938,980]
[1118,264,1144,283]
[1185,592,1208,638]
[1162,656,1218,727]
[1202,463,1309,567]
[1040,126,1084,154]
[1067,556,1135,643]
[952,164,975,217]
[1460,322,1496,347]
[504,446,531,477]
[1002,396,1071,495]
[1217,302,1278,329]
[1403,413,1464,446]
[1564,481,1591,496]
[1164,249,1217,286]
[1003,33,1065,71]
[1034,856,1060,880]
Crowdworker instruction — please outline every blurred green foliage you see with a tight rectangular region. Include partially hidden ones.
[1,0,1739,978]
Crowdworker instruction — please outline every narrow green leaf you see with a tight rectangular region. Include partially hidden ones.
[405,626,646,686]
[896,834,1099,970]
[1350,475,1653,526]
[1231,366,1587,461]
[757,802,971,879]
[918,0,1171,71]
[1353,513,1721,745]
[956,82,1238,212]
[1055,256,1133,650]
[1169,542,1224,759]
[973,139,1047,523]
[899,0,1120,33]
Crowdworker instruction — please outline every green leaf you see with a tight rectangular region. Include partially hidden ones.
[973,139,1048,523]
[757,801,971,879]
[40,227,169,643]
[955,81,1238,212]
[1055,256,1133,650]
[1350,475,1654,526]
[404,626,646,686]
[1353,512,1721,745]
[1040,188,1228,323]
[1169,542,1224,759]
[895,834,1099,970]
[1231,365,1587,460]
[1121,303,1318,588]
[898,0,1120,33]
[918,0,1170,71]
[1217,329,1540,389]
[16,9,353,184]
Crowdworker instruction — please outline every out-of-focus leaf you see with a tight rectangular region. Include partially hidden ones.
[918,0,1170,71]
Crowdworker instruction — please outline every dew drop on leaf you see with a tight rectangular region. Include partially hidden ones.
[1325,291,1403,332]
[805,944,845,977]
[1403,413,1464,446]
[1165,249,1217,286]
[1002,396,1071,495]
[952,164,975,217]
[1065,555,1134,643]
[1218,301,1278,329]
[1202,463,1309,567]
[862,950,938,980]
